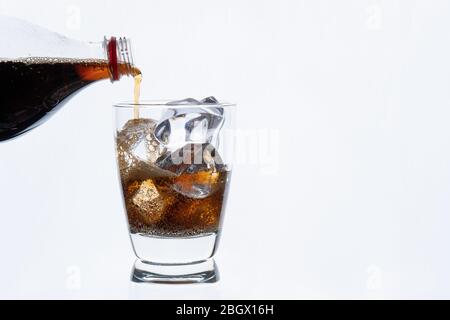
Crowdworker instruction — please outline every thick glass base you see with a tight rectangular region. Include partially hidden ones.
[131,258,219,284]
[130,232,218,264]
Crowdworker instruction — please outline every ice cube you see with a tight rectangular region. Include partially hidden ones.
[116,118,166,175]
[156,143,223,174]
[126,179,172,225]
[155,98,224,149]
[156,143,225,199]
[116,118,155,150]
[172,170,223,200]
[200,96,219,104]
[166,96,220,105]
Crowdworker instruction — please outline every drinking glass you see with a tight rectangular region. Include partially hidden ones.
[113,100,234,283]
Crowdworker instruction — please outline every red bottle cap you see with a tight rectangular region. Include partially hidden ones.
[107,37,119,81]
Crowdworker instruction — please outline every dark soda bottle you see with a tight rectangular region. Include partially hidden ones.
[0,16,140,141]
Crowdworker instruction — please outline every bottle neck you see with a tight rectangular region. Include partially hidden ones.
[103,37,139,82]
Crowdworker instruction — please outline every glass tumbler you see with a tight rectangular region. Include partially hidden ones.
[113,100,234,283]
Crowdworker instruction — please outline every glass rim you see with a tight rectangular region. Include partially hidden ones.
[113,100,236,109]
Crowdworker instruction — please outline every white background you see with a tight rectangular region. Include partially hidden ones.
[1,0,450,299]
